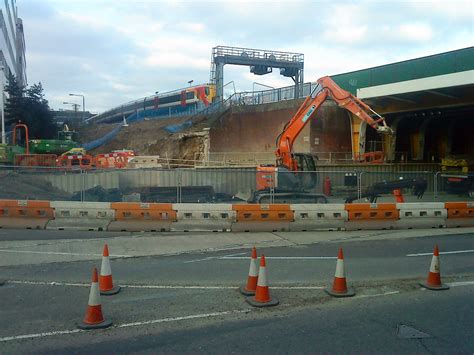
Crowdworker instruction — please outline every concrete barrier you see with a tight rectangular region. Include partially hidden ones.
[290,204,347,231]
[108,202,177,232]
[0,200,53,229]
[396,203,446,229]
[345,203,399,230]
[231,204,294,232]
[47,201,115,231]
[172,204,235,232]
[445,202,474,227]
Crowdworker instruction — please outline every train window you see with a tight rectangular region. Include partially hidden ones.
[205,87,210,95]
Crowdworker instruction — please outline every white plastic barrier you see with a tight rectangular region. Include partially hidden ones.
[47,201,115,231]
[172,204,235,232]
[290,204,347,231]
[395,203,446,229]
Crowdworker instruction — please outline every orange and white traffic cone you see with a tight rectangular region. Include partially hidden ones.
[325,248,355,297]
[239,247,258,296]
[246,255,279,307]
[419,245,449,290]
[99,244,121,295]
[77,267,112,330]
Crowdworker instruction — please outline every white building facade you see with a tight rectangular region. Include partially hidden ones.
[0,0,26,143]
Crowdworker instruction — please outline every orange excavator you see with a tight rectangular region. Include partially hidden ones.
[251,76,393,203]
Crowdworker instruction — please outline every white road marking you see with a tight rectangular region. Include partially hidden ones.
[354,291,400,299]
[0,249,131,258]
[8,280,325,290]
[117,310,249,328]
[184,252,248,263]
[0,310,250,343]
[406,249,474,257]
[9,280,89,287]
[122,284,237,289]
[183,257,215,264]
[0,329,83,342]
[219,256,337,260]
[447,281,474,287]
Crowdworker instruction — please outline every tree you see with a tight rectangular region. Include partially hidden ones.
[4,73,58,139]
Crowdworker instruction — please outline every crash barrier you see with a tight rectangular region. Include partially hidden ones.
[108,202,177,232]
[172,203,235,232]
[445,202,474,227]
[345,203,399,230]
[232,204,294,232]
[46,201,115,231]
[94,153,129,169]
[56,154,94,170]
[290,204,347,231]
[396,202,447,229]
[0,200,54,229]
[2,200,474,232]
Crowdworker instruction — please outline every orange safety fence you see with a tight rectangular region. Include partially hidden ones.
[345,203,399,220]
[14,154,58,167]
[94,153,129,169]
[232,204,294,222]
[357,151,385,164]
[56,154,94,170]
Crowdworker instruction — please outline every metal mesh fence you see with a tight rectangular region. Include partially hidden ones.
[0,166,472,203]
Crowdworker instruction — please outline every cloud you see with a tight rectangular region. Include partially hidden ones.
[397,23,434,42]
[18,0,473,113]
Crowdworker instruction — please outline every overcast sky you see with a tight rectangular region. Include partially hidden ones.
[20,0,473,113]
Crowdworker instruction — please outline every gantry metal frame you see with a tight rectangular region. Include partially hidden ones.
[210,46,304,103]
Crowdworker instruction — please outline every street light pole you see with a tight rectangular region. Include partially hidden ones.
[1,67,5,144]
[69,93,85,122]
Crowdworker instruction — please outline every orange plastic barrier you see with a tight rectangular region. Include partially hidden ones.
[94,153,129,169]
[445,202,474,227]
[0,200,54,229]
[57,154,94,170]
[232,204,294,232]
[108,202,177,232]
[344,203,399,230]
[14,154,58,167]
[357,151,384,164]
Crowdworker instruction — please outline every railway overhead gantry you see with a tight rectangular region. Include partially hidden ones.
[210,46,304,103]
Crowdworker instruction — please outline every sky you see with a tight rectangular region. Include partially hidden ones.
[19,0,474,113]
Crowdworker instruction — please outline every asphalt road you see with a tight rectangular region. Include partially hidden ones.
[1,228,473,353]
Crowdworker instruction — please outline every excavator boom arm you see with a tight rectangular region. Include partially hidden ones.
[275,76,392,170]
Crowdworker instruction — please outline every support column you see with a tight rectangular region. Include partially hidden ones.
[415,118,432,161]
[350,114,366,160]
[215,62,224,104]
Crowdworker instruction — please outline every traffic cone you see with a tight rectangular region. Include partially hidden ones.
[325,248,355,297]
[239,247,258,296]
[419,245,449,290]
[99,244,121,295]
[77,267,112,330]
[246,255,279,307]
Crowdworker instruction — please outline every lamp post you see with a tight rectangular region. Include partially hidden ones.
[63,102,81,125]
[69,93,85,122]
[1,67,5,144]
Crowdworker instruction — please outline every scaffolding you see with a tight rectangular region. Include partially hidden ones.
[210,45,304,104]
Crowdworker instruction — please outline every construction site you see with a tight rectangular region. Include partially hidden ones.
[1,46,473,204]
[1,24,474,355]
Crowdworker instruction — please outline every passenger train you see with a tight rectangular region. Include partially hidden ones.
[92,84,216,124]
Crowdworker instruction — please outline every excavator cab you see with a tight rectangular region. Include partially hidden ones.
[293,153,318,189]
